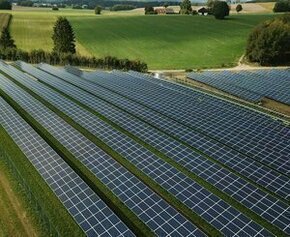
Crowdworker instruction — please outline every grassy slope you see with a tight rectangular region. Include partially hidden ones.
[69,14,274,69]
[1,7,274,69]
[5,8,92,55]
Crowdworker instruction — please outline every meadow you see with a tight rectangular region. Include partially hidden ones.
[1,7,275,69]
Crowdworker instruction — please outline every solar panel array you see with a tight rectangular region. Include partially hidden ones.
[0,66,204,237]
[68,67,289,176]
[187,69,290,104]
[0,97,134,237]
[61,66,290,200]
[0,60,289,236]
[10,62,274,236]
[14,62,290,232]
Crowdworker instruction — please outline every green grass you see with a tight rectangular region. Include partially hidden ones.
[69,14,275,69]
[0,13,11,29]
[0,7,274,69]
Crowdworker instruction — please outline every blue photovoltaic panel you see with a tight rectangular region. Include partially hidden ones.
[19,63,289,233]
[6,62,290,232]
[0,70,205,237]
[9,62,279,236]
[187,69,290,104]
[60,65,290,201]
[0,97,134,237]
[73,68,290,176]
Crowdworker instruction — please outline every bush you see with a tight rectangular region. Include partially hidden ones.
[246,14,290,65]
[95,5,102,14]
[0,48,148,72]
[110,4,136,11]
[212,1,229,19]
[145,6,156,14]
[192,10,198,15]
[236,4,243,13]
[273,0,290,12]
[52,6,59,10]
[0,0,11,10]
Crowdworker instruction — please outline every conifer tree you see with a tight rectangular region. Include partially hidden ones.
[0,27,16,49]
[52,17,76,54]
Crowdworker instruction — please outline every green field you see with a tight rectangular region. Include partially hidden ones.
[1,7,274,69]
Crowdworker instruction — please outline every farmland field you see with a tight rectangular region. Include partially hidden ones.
[69,14,274,69]
[0,7,274,69]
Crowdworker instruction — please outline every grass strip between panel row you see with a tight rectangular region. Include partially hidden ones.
[0,124,84,237]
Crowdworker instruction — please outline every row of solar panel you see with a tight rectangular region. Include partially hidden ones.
[12,61,290,233]
[0,63,205,236]
[77,68,289,176]
[62,66,290,198]
[0,97,134,237]
[5,61,272,236]
[14,60,288,233]
[187,69,290,104]
[1,62,289,236]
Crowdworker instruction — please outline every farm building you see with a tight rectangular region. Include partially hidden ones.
[155,8,175,14]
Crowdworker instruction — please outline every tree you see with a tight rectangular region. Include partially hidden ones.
[163,2,169,8]
[180,0,192,14]
[95,5,102,14]
[212,1,229,19]
[236,4,242,13]
[0,0,11,9]
[246,14,290,65]
[273,0,290,12]
[145,6,156,14]
[0,27,16,49]
[52,17,76,54]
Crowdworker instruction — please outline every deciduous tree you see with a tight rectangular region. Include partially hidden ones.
[212,1,229,19]
[180,0,192,14]
[246,14,290,65]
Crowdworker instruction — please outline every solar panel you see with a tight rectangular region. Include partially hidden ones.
[187,69,290,104]
[17,63,289,233]
[8,62,282,235]
[0,97,134,236]
[71,68,290,176]
[58,65,290,201]
[0,72,205,236]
